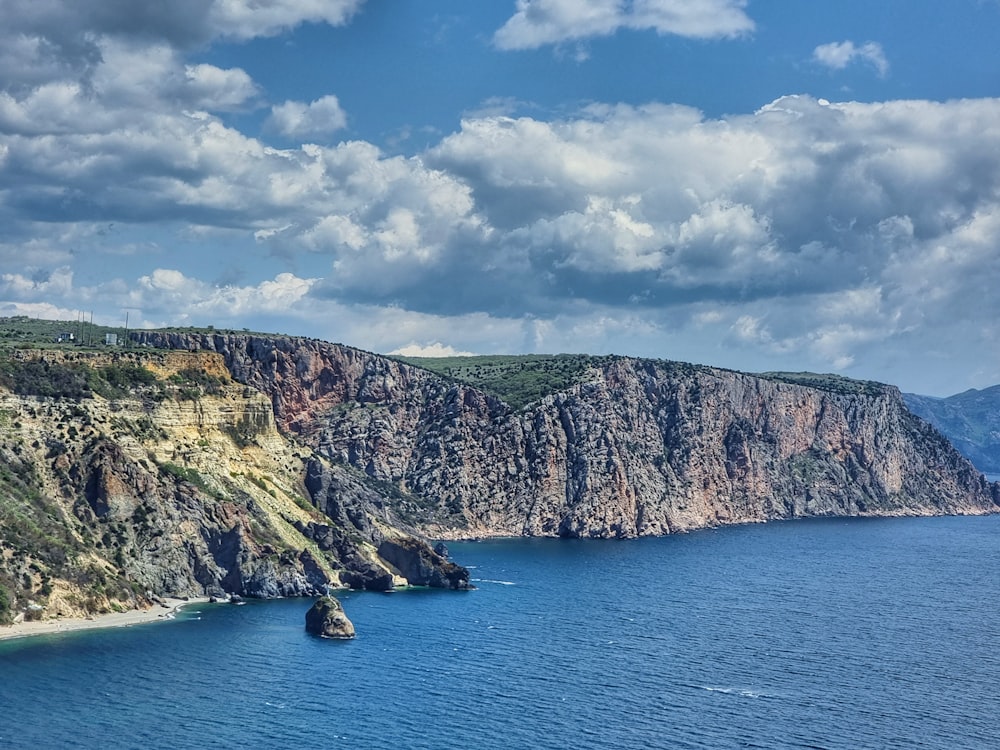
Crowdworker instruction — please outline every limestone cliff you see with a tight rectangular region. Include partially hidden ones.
[131,333,999,542]
[0,347,468,626]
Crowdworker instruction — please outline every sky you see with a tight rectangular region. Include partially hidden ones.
[2,1,1000,396]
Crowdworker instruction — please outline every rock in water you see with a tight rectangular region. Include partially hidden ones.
[378,537,472,590]
[305,596,355,639]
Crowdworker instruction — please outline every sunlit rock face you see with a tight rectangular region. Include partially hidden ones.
[134,332,999,543]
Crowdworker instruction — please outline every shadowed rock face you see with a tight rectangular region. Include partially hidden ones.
[305,596,355,639]
[378,538,471,590]
[132,332,999,541]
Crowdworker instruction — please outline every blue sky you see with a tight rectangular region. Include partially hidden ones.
[2,0,1000,395]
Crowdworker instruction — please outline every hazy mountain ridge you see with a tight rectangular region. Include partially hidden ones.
[904,386,1000,474]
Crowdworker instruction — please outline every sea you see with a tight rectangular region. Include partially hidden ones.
[2,515,999,750]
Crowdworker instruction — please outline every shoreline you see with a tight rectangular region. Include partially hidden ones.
[0,597,211,642]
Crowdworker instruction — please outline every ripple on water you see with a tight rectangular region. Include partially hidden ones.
[2,516,1000,749]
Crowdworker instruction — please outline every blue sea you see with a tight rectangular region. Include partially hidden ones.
[2,516,999,749]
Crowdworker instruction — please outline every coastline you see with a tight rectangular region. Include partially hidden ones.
[0,597,211,642]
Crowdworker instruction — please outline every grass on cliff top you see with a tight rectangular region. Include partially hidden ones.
[0,316,283,351]
[395,353,620,410]
[0,315,121,350]
[759,371,889,397]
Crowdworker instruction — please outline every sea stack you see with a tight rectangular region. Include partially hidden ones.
[305,596,355,639]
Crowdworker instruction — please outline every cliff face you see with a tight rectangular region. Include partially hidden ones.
[131,333,999,541]
[0,348,468,625]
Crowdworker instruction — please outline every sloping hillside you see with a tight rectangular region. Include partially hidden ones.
[904,386,1000,474]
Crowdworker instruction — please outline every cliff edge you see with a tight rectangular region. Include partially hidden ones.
[131,332,999,540]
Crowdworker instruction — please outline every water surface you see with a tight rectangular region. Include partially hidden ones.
[2,516,998,749]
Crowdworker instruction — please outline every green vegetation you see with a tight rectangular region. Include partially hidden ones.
[160,462,210,491]
[0,316,281,353]
[169,367,227,396]
[0,315,122,350]
[0,456,86,617]
[397,353,619,410]
[168,368,226,401]
[0,355,169,401]
[759,371,888,397]
[0,358,94,399]
[224,408,270,447]
[0,345,236,405]
[98,363,158,390]
[92,363,160,399]
[0,583,11,625]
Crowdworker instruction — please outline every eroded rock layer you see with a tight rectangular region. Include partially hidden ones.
[132,333,998,542]
[0,347,466,625]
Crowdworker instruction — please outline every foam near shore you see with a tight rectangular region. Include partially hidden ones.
[0,597,211,641]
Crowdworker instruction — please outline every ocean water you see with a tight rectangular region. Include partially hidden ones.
[2,516,999,750]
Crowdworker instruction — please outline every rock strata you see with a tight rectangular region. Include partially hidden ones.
[0,346,471,625]
[305,596,355,639]
[130,332,999,541]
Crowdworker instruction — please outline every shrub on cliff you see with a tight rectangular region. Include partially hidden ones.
[0,358,93,399]
[0,584,12,625]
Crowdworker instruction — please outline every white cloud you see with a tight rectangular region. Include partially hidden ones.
[388,342,475,358]
[494,0,754,50]
[1,0,999,394]
[813,40,889,77]
[183,64,259,111]
[208,0,364,40]
[131,270,318,318]
[0,267,75,298]
[0,301,92,322]
[267,95,348,140]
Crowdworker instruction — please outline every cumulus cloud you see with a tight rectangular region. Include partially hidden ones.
[0,267,75,299]
[183,64,259,111]
[813,40,889,77]
[131,270,318,318]
[494,0,754,49]
[8,87,1000,383]
[266,96,348,140]
[1,0,998,392]
[0,0,362,143]
[207,0,364,40]
[0,0,363,62]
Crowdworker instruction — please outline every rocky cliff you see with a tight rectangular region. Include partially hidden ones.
[131,332,999,542]
[0,347,469,626]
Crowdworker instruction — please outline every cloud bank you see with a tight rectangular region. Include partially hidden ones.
[2,1,999,394]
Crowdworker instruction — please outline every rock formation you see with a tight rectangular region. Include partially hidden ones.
[131,332,1000,541]
[4,327,994,625]
[0,347,467,625]
[378,537,471,589]
[305,596,355,639]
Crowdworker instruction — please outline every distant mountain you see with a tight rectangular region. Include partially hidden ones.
[903,386,1000,474]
